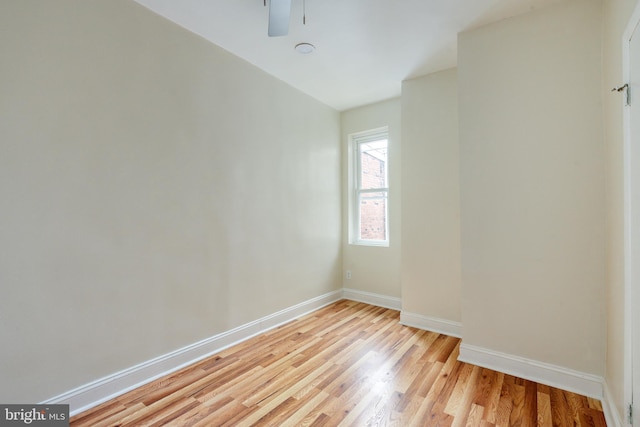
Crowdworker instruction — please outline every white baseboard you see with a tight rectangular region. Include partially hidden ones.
[43,290,343,416]
[399,311,462,338]
[342,288,401,310]
[458,343,604,400]
[602,381,625,427]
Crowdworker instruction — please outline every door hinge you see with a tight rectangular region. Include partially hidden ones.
[629,403,633,424]
[612,83,630,106]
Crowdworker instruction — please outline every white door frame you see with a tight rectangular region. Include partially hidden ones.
[624,2,640,425]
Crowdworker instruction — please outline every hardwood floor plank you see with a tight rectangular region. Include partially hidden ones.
[581,407,608,427]
[171,395,234,426]
[332,381,382,427]
[588,396,604,411]
[72,403,146,427]
[307,412,331,427]
[507,382,526,426]
[193,400,253,427]
[480,370,504,424]
[188,364,264,402]
[68,400,128,426]
[422,334,450,362]
[307,394,348,427]
[242,351,325,407]
[431,359,467,416]
[274,389,330,426]
[444,363,475,415]
[550,385,571,427]
[138,369,209,406]
[448,365,481,427]
[143,398,201,427]
[494,381,514,427]
[566,390,590,425]
[392,364,434,418]
[69,301,605,427]
[355,388,404,426]
[522,380,538,427]
[465,403,485,427]
[405,342,459,425]
[537,389,553,427]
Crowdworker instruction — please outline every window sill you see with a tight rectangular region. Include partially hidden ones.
[350,240,389,248]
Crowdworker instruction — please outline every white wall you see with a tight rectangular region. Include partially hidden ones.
[400,69,461,324]
[0,0,341,403]
[602,0,639,419]
[458,0,606,375]
[341,98,401,299]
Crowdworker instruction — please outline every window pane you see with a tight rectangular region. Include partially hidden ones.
[359,139,387,190]
[359,191,387,241]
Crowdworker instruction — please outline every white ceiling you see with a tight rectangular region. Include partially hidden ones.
[134,0,564,111]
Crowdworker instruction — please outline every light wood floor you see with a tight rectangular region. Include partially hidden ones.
[70,300,606,426]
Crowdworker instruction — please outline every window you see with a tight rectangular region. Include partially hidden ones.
[349,128,389,246]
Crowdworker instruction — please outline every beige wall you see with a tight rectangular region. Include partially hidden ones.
[341,98,401,298]
[0,0,341,403]
[458,0,606,375]
[603,0,639,418]
[400,69,461,322]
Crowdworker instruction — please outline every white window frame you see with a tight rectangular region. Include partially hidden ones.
[348,127,389,247]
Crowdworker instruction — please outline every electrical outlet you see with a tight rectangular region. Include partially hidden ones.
[346,270,352,280]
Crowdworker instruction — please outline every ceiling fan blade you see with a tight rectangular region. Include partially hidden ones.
[268,0,291,37]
